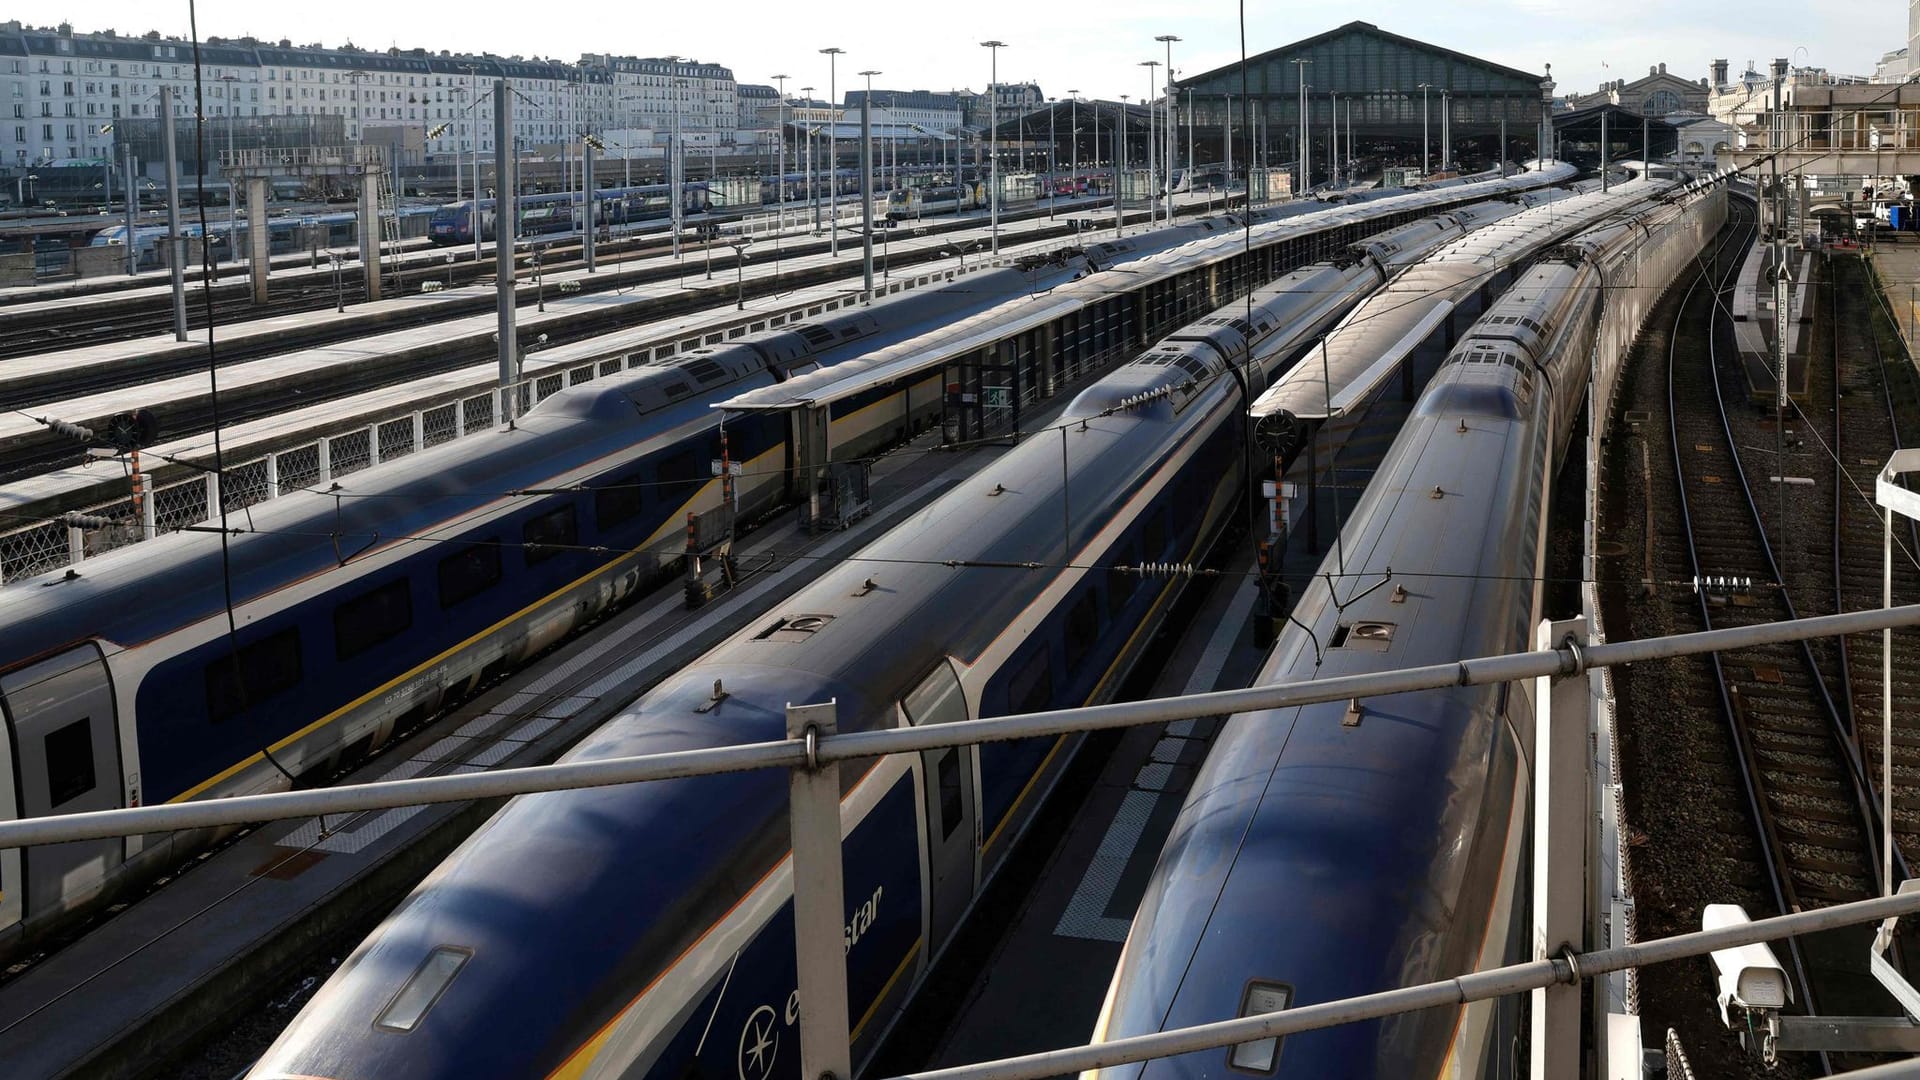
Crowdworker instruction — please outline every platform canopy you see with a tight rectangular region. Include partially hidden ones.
[1551,103,1681,162]
[1171,21,1551,180]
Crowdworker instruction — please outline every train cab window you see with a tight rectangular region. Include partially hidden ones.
[43,717,96,808]
[1228,982,1292,1073]
[1063,592,1099,674]
[333,578,413,661]
[593,473,646,529]
[522,504,578,567]
[437,541,502,608]
[205,628,304,722]
[936,750,964,840]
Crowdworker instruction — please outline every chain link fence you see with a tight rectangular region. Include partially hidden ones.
[0,245,1068,584]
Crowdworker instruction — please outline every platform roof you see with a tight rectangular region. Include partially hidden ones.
[1173,21,1545,100]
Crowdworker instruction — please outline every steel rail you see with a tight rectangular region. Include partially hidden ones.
[1666,194,1820,1017]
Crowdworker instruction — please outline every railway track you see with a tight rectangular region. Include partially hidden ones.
[0,229,694,361]
[1611,193,1920,1076]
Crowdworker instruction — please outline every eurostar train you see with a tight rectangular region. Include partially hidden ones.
[1082,178,1730,1080]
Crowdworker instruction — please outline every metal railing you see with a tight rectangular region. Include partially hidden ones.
[0,604,1916,1080]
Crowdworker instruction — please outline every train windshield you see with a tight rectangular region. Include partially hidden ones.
[887,191,911,206]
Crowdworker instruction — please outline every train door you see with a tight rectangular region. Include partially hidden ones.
[0,644,124,921]
[901,659,976,948]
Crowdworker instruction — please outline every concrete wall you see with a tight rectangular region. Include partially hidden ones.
[0,253,31,286]
[74,246,123,278]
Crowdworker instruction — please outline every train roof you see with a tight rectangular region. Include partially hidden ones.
[1249,177,1670,421]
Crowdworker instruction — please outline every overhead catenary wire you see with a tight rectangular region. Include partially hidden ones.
[186,5,298,787]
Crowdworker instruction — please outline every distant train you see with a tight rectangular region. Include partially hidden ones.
[427,183,714,245]
[90,205,441,271]
[886,181,985,220]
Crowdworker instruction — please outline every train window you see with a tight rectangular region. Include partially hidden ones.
[522,504,578,566]
[1007,648,1052,715]
[1064,592,1098,674]
[437,541,502,609]
[653,447,707,506]
[205,628,304,722]
[594,473,646,529]
[936,750,964,841]
[333,578,413,661]
[375,947,471,1033]
[42,717,96,808]
[1143,509,1168,561]
[1227,982,1292,1073]
[1107,553,1138,623]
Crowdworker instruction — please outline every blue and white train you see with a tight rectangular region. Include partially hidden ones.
[1082,178,1729,1079]
[242,196,1510,1080]
[0,166,1573,963]
[427,183,715,245]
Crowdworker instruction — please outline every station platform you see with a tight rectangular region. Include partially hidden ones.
[1871,239,1920,364]
[0,392,1064,1079]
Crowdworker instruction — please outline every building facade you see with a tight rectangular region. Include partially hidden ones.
[1563,63,1709,117]
[1173,21,1550,179]
[0,21,737,172]
[843,89,963,134]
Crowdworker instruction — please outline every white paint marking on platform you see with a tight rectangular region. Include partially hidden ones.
[1053,576,1257,942]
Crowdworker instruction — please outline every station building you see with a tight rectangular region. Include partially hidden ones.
[1171,21,1554,184]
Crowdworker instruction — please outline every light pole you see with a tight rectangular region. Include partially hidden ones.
[772,74,789,236]
[1157,34,1180,208]
[859,69,882,229]
[1140,60,1160,224]
[1440,87,1451,172]
[659,60,689,260]
[731,237,753,308]
[1068,91,1079,197]
[1116,95,1129,235]
[1418,82,1432,174]
[820,47,845,257]
[1185,87,1194,182]
[1293,58,1312,194]
[1329,90,1339,187]
[981,40,1005,254]
[800,86,817,229]
[462,64,483,264]
[217,73,240,263]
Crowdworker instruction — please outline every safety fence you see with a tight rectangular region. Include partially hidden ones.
[0,604,1917,1080]
[0,233,1092,584]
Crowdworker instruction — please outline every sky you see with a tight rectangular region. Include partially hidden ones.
[42,0,1908,102]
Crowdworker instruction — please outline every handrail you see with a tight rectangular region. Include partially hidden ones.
[0,602,1914,849]
[889,889,1920,1080]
